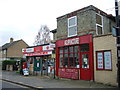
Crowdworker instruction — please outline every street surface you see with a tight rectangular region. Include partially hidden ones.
[2,71,118,89]
[2,80,26,88]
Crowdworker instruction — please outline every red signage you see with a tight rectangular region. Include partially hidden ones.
[22,44,55,54]
[64,38,80,46]
[25,51,52,56]
[56,35,92,47]
[34,47,42,52]
[59,68,79,80]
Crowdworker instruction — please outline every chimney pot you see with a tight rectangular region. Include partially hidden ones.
[10,38,13,43]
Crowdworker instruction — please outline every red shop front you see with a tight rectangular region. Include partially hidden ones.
[56,34,94,80]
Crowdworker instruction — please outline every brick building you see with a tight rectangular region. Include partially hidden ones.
[52,5,117,86]
[0,38,29,60]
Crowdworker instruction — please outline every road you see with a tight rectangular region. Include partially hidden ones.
[1,80,31,89]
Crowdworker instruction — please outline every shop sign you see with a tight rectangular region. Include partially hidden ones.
[43,45,54,51]
[64,38,79,46]
[34,44,55,52]
[22,48,34,53]
[34,47,42,52]
[25,51,52,56]
[59,68,79,80]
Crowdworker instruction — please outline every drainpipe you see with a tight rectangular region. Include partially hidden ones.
[115,0,120,88]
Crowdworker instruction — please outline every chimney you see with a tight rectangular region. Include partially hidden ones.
[10,38,14,43]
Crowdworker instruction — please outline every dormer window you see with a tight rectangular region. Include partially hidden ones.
[96,13,104,35]
[68,16,77,37]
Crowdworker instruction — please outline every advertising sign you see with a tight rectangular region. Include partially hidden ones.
[59,68,79,80]
[104,51,112,70]
[97,52,103,69]
[22,48,34,53]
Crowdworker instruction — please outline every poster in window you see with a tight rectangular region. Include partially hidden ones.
[97,52,103,69]
[104,51,112,70]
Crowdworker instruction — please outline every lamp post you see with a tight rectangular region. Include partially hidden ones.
[115,0,120,88]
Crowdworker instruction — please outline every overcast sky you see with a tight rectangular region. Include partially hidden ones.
[0,0,118,46]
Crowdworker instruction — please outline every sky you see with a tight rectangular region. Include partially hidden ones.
[0,0,118,46]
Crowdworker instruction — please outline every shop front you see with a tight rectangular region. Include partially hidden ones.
[22,44,55,76]
[56,34,94,80]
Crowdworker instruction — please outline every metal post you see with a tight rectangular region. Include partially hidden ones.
[53,58,55,79]
[115,0,120,88]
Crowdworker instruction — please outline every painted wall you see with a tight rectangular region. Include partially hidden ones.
[93,34,117,86]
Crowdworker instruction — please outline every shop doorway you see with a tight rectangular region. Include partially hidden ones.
[80,44,91,80]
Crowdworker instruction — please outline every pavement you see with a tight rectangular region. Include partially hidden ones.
[1,71,118,89]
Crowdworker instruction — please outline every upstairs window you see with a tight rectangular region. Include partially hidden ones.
[68,16,77,37]
[96,13,103,35]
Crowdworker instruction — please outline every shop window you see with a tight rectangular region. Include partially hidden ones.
[82,54,89,68]
[64,54,68,67]
[69,46,73,53]
[59,54,63,67]
[64,47,68,53]
[68,16,77,37]
[74,53,79,68]
[74,46,79,52]
[80,44,89,52]
[96,13,103,35]
[59,47,63,53]
[59,46,80,68]
[69,53,74,67]
[96,51,112,70]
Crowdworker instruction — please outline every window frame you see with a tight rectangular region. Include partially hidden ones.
[68,16,77,37]
[58,45,80,68]
[96,13,104,35]
[96,50,112,71]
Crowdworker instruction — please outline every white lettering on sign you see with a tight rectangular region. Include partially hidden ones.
[64,38,79,45]
[22,48,34,53]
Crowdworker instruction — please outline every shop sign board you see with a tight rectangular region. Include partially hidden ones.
[64,38,80,46]
[59,68,79,80]
[22,48,34,53]
[43,45,54,51]
[25,51,52,56]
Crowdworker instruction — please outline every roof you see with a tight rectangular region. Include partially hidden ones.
[2,40,25,50]
[57,5,115,21]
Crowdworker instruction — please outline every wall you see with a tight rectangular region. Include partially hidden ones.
[7,40,28,58]
[57,9,96,40]
[56,6,115,41]
[93,34,117,86]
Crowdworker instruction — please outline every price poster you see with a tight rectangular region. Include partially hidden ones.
[97,52,103,69]
[104,51,112,70]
